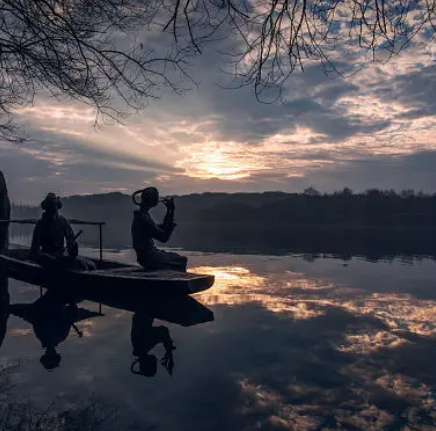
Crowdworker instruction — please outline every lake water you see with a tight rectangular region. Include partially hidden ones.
[1,247,436,430]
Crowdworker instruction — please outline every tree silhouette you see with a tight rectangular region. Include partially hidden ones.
[11,188,436,229]
[0,0,435,141]
[0,0,192,142]
[303,187,321,196]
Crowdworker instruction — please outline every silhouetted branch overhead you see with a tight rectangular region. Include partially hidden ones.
[0,0,433,140]
[0,0,194,141]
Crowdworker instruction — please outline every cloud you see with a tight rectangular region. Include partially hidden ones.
[0,124,182,202]
[3,38,436,199]
[186,61,390,144]
[276,150,436,192]
[376,64,436,113]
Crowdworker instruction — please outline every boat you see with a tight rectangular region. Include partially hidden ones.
[0,248,215,296]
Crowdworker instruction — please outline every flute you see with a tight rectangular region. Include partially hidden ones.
[160,197,175,228]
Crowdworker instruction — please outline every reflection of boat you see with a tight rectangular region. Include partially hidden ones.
[7,282,213,374]
[0,249,215,296]
[78,284,215,327]
[37,276,215,327]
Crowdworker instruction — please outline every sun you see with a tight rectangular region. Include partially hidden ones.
[178,142,258,180]
[197,154,250,179]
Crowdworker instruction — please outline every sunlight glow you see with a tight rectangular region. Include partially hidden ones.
[192,264,331,318]
[191,258,436,338]
[177,143,259,180]
[10,40,436,194]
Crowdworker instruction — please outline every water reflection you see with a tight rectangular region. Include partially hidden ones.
[1,249,436,430]
[0,270,8,351]
[2,276,213,378]
[192,264,334,318]
[9,290,102,371]
[188,256,436,430]
[130,310,176,377]
[192,260,436,337]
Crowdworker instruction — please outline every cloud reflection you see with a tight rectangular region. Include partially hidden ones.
[3,252,436,430]
[192,265,332,319]
[188,254,436,431]
[192,258,436,336]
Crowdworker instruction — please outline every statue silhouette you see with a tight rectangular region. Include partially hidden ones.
[9,289,102,370]
[131,187,187,271]
[0,171,11,252]
[130,309,176,377]
[0,268,9,351]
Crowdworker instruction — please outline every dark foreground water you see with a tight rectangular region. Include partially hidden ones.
[1,248,436,430]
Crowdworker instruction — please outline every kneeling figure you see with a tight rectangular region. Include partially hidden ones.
[131,187,187,271]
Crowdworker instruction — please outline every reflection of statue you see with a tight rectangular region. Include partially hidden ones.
[35,299,79,370]
[9,289,101,371]
[121,293,214,378]
[130,311,176,378]
[0,269,9,351]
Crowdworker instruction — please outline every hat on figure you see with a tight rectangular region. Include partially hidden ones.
[41,193,62,210]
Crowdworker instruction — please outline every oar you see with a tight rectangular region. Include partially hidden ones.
[71,322,83,337]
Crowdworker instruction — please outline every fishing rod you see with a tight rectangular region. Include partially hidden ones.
[59,229,83,256]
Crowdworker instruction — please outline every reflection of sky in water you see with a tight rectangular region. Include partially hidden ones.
[2,250,436,430]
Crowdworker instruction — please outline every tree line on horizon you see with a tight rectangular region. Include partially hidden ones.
[10,187,436,227]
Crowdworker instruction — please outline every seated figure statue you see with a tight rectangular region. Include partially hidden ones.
[30,192,74,265]
[30,192,95,271]
[131,187,187,271]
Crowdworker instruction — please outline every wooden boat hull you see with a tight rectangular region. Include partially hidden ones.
[0,249,215,296]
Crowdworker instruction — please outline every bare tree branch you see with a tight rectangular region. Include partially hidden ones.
[0,0,434,141]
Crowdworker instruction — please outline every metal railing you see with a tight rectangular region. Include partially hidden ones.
[0,219,106,261]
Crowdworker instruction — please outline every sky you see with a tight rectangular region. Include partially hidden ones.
[3,26,436,203]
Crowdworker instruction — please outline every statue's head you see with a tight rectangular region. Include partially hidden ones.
[132,187,159,209]
[41,192,62,214]
[40,348,61,370]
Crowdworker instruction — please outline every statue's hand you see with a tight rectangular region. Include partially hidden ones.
[163,197,175,211]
